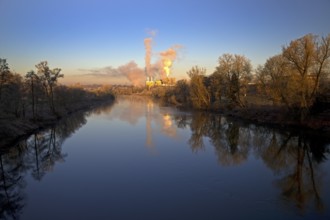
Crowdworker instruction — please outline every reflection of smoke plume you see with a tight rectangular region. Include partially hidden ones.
[79,61,145,86]
[160,46,179,78]
[144,38,152,79]
[162,114,176,137]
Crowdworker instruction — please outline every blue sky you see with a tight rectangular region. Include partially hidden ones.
[1,0,330,84]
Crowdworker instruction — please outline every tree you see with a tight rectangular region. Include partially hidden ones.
[282,34,330,120]
[0,58,10,101]
[173,79,190,105]
[25,70,39,119]
[256,54,298,107]
[257,34,330,120]
[213,54,252,107]
[7,74,25,117]
[208,72,223,106]
[187,66,210,109]
[35,61,64,114]
[0,71,25,117]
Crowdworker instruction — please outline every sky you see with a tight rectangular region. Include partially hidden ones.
[1,0,330,85]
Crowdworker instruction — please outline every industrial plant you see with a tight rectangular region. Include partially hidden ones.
[144,34,178,88]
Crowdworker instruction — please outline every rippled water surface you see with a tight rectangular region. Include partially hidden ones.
[1,96,330,219]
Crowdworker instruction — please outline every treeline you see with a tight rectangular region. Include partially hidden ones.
[110,85,146,95]
[157,34,330,123]
[0,60,114,121]
[0,59,115,144]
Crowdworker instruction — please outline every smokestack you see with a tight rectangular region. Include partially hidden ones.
[144,38,152,79]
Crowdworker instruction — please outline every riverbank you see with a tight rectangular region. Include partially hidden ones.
[221,105,330,134]
[154,96,330,136]
[0,97,115,150]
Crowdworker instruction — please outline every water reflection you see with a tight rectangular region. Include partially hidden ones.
[93,96,179,150]
[0,110,92,219]
[0,141,25,219]
[0,98,329,219]
[98,96,148,125]
[252,128,329,213]
[173,111,330,213]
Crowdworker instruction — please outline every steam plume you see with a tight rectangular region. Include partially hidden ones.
[117,61,145,86]
[160,47,177,78]
[79,61,145,86]
[144,37,152,79]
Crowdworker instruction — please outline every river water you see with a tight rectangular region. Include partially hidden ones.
[1,96,330,220]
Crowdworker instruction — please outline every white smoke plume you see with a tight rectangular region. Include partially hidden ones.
[79,61,145,86]
[144,37,152,79]
[144,29,157,80]
[159,45,182,78]
[117,61,145,86]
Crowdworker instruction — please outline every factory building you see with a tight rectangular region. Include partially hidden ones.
[146,76,163,88]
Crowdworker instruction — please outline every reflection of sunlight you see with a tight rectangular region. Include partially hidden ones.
[144,101,177,153]
[147,99,154,113]
[163,114,172,128]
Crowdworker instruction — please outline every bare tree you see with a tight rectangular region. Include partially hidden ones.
[282,34,330,120]
[172,79,190,105]
[25,70,39,119]
[213,54,252,107]
[0,58,10,101]
[208,72,223,106]
[35,61,64,114]
[256,54,298,107]
[256,34,330,120]
[187,66,210,109]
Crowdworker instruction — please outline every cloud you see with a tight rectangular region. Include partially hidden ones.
[78,66,121,78]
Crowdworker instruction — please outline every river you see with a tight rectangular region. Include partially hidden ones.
[1,96,330,220]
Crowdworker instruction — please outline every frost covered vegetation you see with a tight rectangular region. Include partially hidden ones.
[0,60,115,145]
[154,34,330,129]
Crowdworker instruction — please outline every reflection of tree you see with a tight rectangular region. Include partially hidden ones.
[253,130,293,174]
[254,129,330,213]
[181,112,250,165]
[216,122,250,166]
[0,108,90,219]
[55,111,87,141]
[225,123,239,154]
[28,128,67,178]
[204,114,224,150]
[273,135,328,213]
[308,137,330,163]
[175,110,330,213]
[24,127,68,182]
[188,113,209,153]
[0,142,26,219]
[26,111,88,181]
[31,134,46,181]
[91,101,116,116]
[174,114,190,129]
